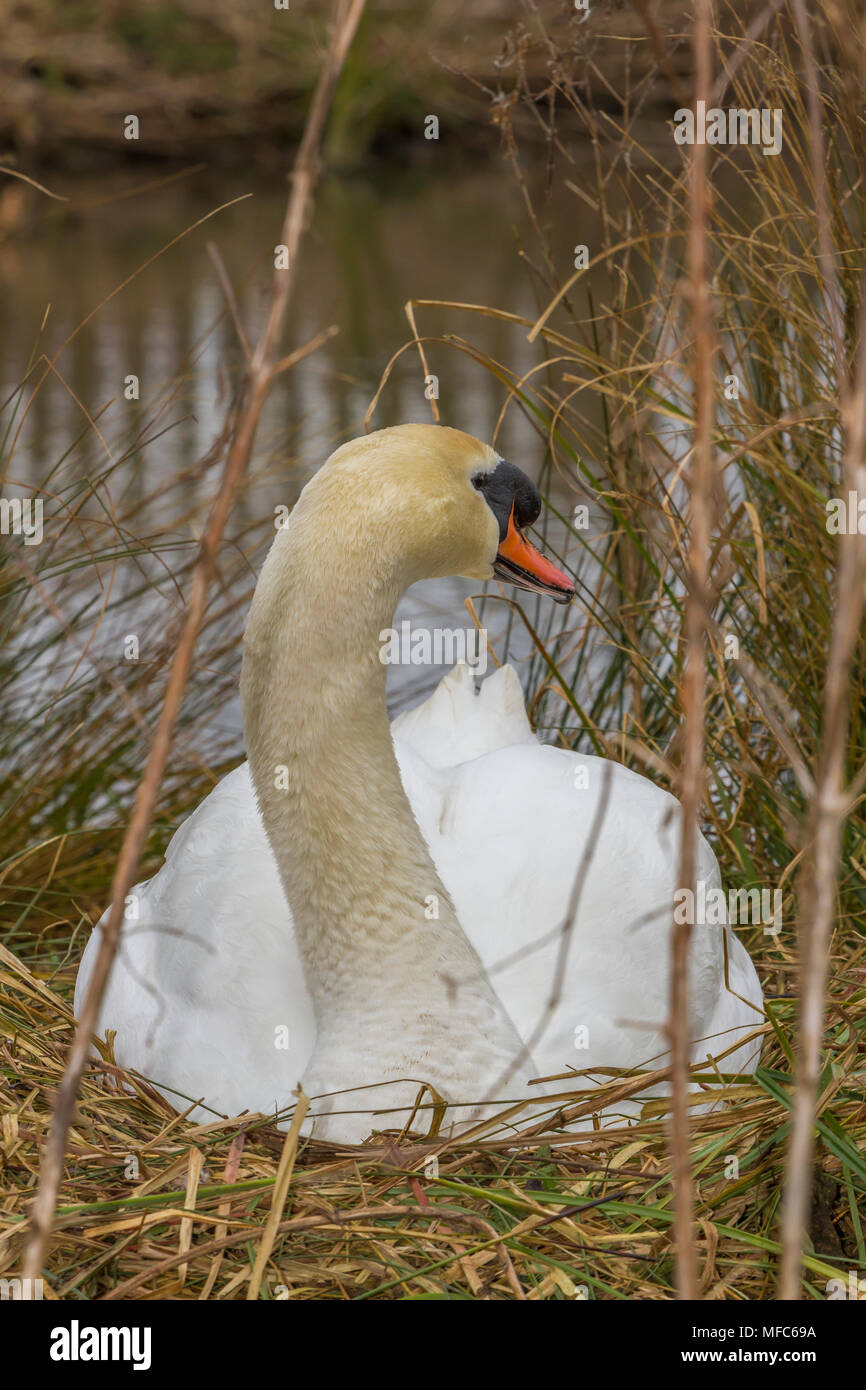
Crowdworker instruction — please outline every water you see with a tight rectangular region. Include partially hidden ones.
[0,160,618,734]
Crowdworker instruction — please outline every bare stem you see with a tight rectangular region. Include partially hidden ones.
[21,0,368,1285]
[777,1,866,1302]
[777,315,866,1300]
[669,0,714,1304]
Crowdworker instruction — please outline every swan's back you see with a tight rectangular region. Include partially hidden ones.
[76,662,762,1126]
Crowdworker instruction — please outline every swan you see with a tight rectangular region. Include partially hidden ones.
[75,423,763,1143]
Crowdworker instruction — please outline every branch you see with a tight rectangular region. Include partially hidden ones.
[22,0,368,1286]
[778,8,866,1297]
[668,0,714,1304]
[778,298,866,1301]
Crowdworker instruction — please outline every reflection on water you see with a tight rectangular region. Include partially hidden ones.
[1,163,614,730]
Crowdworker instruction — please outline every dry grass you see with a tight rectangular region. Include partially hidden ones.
[0,951,856,1300]
[1,1,866,1299]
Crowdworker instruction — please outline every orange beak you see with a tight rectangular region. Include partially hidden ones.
[493,506,574,605]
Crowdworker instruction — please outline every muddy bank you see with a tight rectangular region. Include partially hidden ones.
[0,0,708,170]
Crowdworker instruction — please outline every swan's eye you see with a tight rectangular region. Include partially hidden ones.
[471,472,488,491]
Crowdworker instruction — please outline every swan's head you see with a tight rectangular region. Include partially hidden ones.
[310,423,574,603]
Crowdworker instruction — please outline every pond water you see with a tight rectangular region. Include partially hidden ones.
[0,158,629,734]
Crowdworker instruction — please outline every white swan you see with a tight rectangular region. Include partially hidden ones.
[76,423,763,1143]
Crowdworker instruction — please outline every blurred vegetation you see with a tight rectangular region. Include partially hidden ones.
[1,0,506,167]
[1,0,706,168]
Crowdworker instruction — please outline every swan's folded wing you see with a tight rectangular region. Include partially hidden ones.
[74,762,315,1121]
[401,738,764,1090]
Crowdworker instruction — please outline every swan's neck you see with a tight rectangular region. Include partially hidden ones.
[240,524,518,1063]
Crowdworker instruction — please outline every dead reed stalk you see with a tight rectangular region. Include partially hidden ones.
[778,0,866,1300]
[21,0,368,1285]
[668,0,714,1303]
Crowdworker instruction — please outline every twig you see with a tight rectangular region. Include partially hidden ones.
[709,0,787,107]
[271,323,340,379]
[778,10,866,1299]
[206,241,253,363]
[630,0,689,108]
[790,0,846,395]
[669,0,714,1304]
[0,165,69,200]
[22,0,368,1285]
[778,302,866,1300]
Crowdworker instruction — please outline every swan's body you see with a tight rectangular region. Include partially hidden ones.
[76,425,763,1142]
